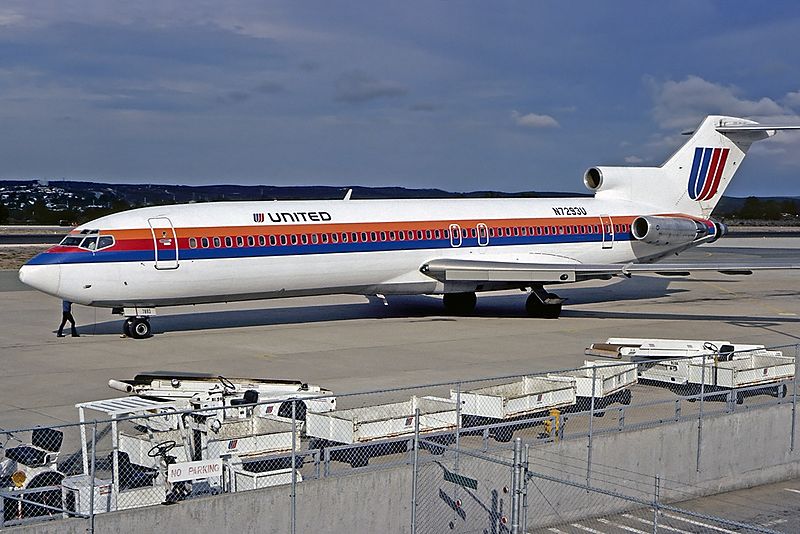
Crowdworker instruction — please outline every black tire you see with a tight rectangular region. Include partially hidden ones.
[131,318,151,339]
[443,292,477,315]
[494,427,513,442]
[525,294,562,318]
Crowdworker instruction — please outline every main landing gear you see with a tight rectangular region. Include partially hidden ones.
[442,292,477,315]
[122,317,152,339]
[526,286,563,319]
[441,287,564,318]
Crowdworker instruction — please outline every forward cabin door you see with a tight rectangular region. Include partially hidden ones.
[600,214,614,249]
[148,217,179,269]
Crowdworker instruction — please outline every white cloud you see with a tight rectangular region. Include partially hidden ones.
[624,155,644,164]
[647,75,789,129]
[511,110,559,128]
[784,90,800,110]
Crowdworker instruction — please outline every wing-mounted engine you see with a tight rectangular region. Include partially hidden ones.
[631,215,722,246]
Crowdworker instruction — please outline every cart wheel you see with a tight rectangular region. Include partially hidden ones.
[495,428,513,442]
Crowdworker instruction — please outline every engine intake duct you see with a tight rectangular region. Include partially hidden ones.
[631,216,708,246]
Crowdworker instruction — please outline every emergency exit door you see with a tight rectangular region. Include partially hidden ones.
[148,217,179,269]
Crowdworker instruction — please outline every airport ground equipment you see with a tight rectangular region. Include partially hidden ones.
[548,361,637,413]
[586,338,734,359]
[306,396,457,467]
[0,428,65,523]
[452,376,577,441]
[108,373,336,429]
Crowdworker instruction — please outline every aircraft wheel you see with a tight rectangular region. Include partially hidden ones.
[525,294,562,318]
[131,318,152,339]
[443,292,477,315]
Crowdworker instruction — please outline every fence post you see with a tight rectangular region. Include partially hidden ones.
[511,438,522,534]
[697,353,706,472]
[587,365,597,489]
[455,381,461,472]
[291,400,297,534]
[652,474,660,534]
[89,422,97,534]
[410,407,420,534]
[792,344,798,452]
[521,443,529,534]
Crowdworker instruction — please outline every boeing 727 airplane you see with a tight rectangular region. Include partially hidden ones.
[18,115,800,338]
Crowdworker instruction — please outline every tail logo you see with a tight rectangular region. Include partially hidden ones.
[253,213,265,223]
[688,147,730,201]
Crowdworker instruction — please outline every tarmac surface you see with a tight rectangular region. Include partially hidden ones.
[0,237,798,432]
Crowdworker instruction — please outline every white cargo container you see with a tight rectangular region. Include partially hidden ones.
[454,377,576,420]
[549,361,637,399]
[687,352,794,390]
[306,396,457,445]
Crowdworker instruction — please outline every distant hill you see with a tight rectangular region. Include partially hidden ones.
[0,179,798,225]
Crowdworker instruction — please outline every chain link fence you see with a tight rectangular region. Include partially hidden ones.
[0,342,797,532]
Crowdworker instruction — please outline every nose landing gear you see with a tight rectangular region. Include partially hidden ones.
[114,308,155,339]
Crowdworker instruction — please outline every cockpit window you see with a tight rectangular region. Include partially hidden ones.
[60,236,83,247]
[96,236,115,250]
[79,236,98,250]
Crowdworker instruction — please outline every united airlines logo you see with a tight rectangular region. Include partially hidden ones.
[688,147,730,201]
[253,213,265,223]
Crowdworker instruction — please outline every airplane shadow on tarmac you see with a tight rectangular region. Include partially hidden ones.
[75,276,795,337]
[74,277,665,335]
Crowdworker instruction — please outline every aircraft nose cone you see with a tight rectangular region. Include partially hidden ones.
[18,264,61,296]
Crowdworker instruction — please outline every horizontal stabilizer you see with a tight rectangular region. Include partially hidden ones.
[716,124,800,133]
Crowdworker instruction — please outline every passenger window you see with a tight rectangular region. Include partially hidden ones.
[258,235,266,246]
[417,230,424,240]
[573,226,578,234]
[380,231,386,241]
[425,230,432,240]
[301,234,308,245]
[311,234,318,244]
[361,232,368,242]
[269,235,276,246]
[434,229,441,239]
[224,237,232,247]
[389,231,396,241]
[330,233,337,243]
[342,233,349,243]
[201,237,209,248]
[213,237,221,248]
[520,227,527,236]
[370,231,377,241]
[397,231,405,241]
[443,230,449,239]
[470,229,476,238]
[351,232,358,242]
[236,236,244,247]
[280,235,287,246]
[291,235,298,245]
[247,236,255,247]
[189,237,197,249]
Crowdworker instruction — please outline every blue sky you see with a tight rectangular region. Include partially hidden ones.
[1,1,799,196]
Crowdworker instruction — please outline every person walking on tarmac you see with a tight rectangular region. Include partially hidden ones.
[57,300,79,338]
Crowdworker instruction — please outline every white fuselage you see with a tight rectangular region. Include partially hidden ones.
[20,196,710,308]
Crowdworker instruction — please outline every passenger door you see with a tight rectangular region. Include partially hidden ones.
[600,215,614,249]
[148,217,179,269]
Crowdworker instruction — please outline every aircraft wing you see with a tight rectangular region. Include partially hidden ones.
[419,258,800,284]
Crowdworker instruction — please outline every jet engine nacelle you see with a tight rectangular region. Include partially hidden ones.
[631,215,709,246]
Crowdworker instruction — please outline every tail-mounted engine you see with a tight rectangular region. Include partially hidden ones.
[631,215,712,246]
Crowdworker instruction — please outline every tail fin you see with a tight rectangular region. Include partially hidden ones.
[586,115,800,217]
